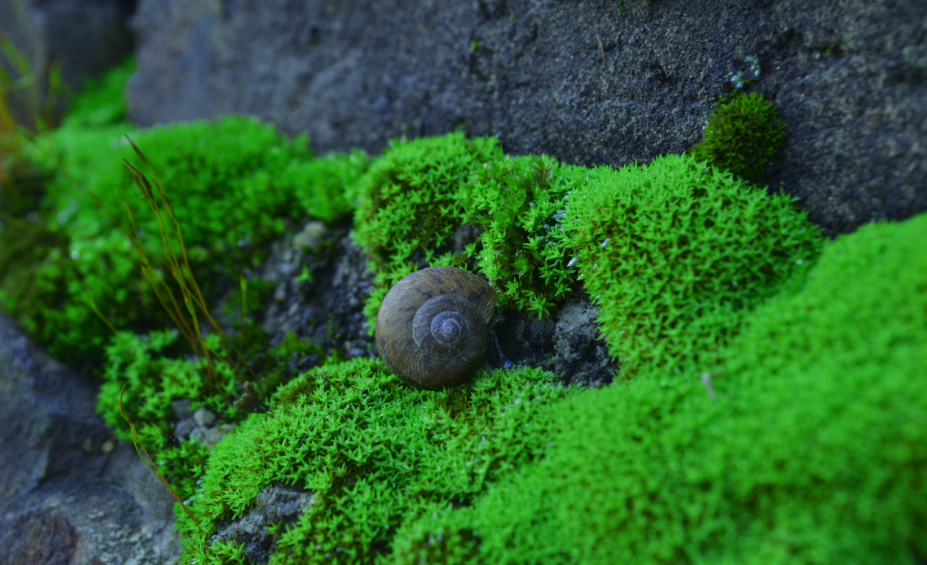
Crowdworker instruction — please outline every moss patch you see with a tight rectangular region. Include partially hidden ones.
[62,56,136,129]
[459,154,578,318]
[0,215,69,332]
[351,133,499,328]
[177,359,579,564]
[392,212,927,564]
[14,117,366,366]
[563,153,821,376]
[690,92,787,185]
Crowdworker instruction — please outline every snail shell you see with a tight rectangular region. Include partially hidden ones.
[375,267,497,391]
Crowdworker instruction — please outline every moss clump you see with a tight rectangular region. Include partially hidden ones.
[33,116,316,268]
[282,149,370,223]
[177,358,578,564]
[61,56,135,129]
[97,330,242,449]
[690,92,786,185]
[459,154,579,318]
[96,324,331,498]
[0,215,70,334]
[16,114,366,366]
[0,58,372,368]
[393,212,927,565]
[563,153,821,376]
[352,133,499,327]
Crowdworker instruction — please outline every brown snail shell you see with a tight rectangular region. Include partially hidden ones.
[375,267,497,391]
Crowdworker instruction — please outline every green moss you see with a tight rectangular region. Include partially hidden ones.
[14,112,368,366]
[197,538,248,565]
[563,153,821,376]
[393,212,927,564]
[0,215,71,335]
[97,329,242,448]
[96,323,333,496]
[61,56,135,129]
[459,154,578,318]
[282,149,370,223]
[2,56,370,367]
[352,133,499,328]
[34,117,314,264]
[177,359,579,564]
[690,92,787,185]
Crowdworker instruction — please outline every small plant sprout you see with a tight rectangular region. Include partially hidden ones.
[731,71,747,90]
[297,265,313,284]
[731,56,761,90]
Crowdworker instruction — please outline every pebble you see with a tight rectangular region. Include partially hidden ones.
[205,424,236,448]
[193,407,216,427]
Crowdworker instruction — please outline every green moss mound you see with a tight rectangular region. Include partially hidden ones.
[13,108,367,366]
[352,133,499,327]
[690,92,787,185]
[34,116,316,263]
[0,59,374,368]
[563,153,821,376]
[394,213,927,564]
[459,154,578,318]
[97,329,241,449]
[62,56,136,129]
[0,215,70,333]
[178,359,579,564]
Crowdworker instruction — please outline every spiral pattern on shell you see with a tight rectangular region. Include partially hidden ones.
[375,267,497,390]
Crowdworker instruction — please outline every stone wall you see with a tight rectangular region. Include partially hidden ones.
[127,0,927,236]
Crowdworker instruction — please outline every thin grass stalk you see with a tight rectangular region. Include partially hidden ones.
[123,164,221,391]
[119,385,204,535]
[121,189,201,352]
[123,138,257,384]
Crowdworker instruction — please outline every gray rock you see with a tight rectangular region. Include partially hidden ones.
[188,426,206,444]
[0,0,134,111]
[0,314,181,565]
[209,483,315,565]
[494,292,617,388]
[204,423,236,448]
[293,221,327,251]
[260,222,375,361]
[127,0,927,236]
[193,406,216,427]
[171,398,193,420]
[173,417,196,442]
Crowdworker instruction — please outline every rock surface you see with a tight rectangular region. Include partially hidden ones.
[209,483,315,565]
[257,220,376,361]
[0,314,180,565]
[127,0,927,236]
[0,0,135,93]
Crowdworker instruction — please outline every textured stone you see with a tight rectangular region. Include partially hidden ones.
[0,314,180,565]
[127,0,927,236]
[0,0,135,94]
[209,483,314,565]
